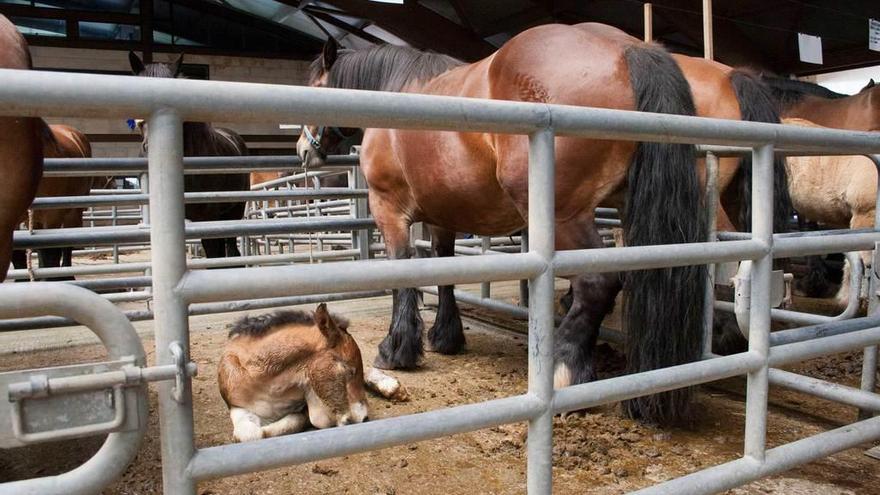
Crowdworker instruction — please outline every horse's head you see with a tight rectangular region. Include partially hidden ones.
[128,52,186,153]
[296,39,362,169]
[306,303,369,427]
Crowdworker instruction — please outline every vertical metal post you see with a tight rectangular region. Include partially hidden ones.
[520,228,530,307]
[139,171,150,226]
[859,156,880,420]
[744,144,773,462]
[703,152,719,356]
[481,236,491,298]
[526,128,555,494]
[644,3,653,42]
[703,0,714,60]
[148,109,196,495]
[353,166,371,260]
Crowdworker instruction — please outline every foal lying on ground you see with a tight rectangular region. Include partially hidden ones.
[219,304,405,442]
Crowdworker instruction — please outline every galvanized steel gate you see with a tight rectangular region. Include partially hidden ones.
[1,69,880,495]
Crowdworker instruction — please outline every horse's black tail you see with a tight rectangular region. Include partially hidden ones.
[621,45,707,425]
[728,70,793,233]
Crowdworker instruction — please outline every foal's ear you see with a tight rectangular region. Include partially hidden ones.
[129,51,145,75]
[869,79,876,89]
[322,38,338,71]
[171,54,184,78]
[314,303,342,345]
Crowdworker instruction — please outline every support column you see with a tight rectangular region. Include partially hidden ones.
[744,144,774,461]
[526,128,555,494]
[148,109,196,495]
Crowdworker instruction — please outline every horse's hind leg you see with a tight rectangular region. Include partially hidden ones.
[37,248,74,281]
[426,226,465,355]
[554,217,622,388]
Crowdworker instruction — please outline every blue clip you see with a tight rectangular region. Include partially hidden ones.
[127,118,136,130]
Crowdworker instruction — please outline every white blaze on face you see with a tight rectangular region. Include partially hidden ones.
[230,407,263,442]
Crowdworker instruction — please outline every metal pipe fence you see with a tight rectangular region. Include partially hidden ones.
[1,68,880,495]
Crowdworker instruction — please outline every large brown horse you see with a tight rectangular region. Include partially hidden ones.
[130,52,250,258]
[11,124,93,280]
[298,24,789,424]
[0,14,48,282]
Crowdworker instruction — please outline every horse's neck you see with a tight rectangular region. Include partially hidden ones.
[786,93,875,131]
[182,121,218,155]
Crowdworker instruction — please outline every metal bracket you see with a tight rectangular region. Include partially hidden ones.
[2,346,197,446]
[732,262,788,339]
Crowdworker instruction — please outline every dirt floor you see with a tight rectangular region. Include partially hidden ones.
[2,285,880,494]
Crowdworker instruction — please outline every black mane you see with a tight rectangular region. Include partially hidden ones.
[760,74,849,108]
[229,309,349,338]
[310,44,462,92]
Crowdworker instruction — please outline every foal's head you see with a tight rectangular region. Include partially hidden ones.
[127,51,185,151]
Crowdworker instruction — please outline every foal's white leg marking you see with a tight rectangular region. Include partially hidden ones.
[230,407,263,442]
[553,363,572,390]
[365,367,407,400]
[261,413,308,438]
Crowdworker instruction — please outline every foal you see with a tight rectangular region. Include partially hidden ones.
[219,304,406,442]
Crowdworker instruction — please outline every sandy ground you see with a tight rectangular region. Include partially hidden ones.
[1,281,879,494]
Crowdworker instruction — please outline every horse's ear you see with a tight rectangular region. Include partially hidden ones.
[314,303,342,345]
[129,51,145,75]
[869,79,876,89]
[322,38,338,71]
[171,54,184,78]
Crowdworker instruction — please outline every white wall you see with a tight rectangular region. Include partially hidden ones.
[806,64,880,95]
[30,47,312,157]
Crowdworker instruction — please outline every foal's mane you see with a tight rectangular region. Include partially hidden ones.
[760,74,849,108]
[311,44,463,92]
[229,310,350,339]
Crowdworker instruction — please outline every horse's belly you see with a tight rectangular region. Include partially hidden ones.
[250,396,306,423]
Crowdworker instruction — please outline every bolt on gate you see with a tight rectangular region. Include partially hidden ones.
[0,69,880,495]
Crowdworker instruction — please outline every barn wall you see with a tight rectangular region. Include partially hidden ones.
[30,47,311,157]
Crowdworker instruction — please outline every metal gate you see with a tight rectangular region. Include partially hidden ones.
[1,68,879,495]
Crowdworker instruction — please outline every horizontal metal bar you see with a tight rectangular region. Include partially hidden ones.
[715,300,834,327]
[7,363,196,401]
[768,315,880,346]
[634,415,880,495]
[42,154,359,176]
[698,145,880,158]
[768,368,880,412]
[30,189,367,209]
[419,286,623,344]
[769,324,880,367]
[0,290,389,331]
[13,217,377,249]
[552,351,763,414]
[187,393,545,481]
[2,70,879,153]
[181,253,547,304]
[553,240,767,277]
[774,231,880,258]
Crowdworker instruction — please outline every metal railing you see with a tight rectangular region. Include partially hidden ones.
[1,68,880,495]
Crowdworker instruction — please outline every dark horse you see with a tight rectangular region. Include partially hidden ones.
[130,52,249,259]
[299,24,791,425]
[0,14,49,282]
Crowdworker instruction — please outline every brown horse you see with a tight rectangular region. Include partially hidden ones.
[762,75,880,131]
[129,52,250,259]
[0,14,47,282]
[11,125,93,280]
[298,24,791,424]
[218,304,405,441]
[783,118,877,307]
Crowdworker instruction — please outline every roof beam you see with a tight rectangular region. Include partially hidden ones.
[303,7,385,45]
[316,0,495,61]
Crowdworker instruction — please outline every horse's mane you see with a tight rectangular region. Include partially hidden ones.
[229,309,349,339]
[759,74,849,108]
[311,44,463,92]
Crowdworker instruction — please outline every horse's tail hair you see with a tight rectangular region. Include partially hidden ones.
[621,44,707,425]
[729,69,793,233]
